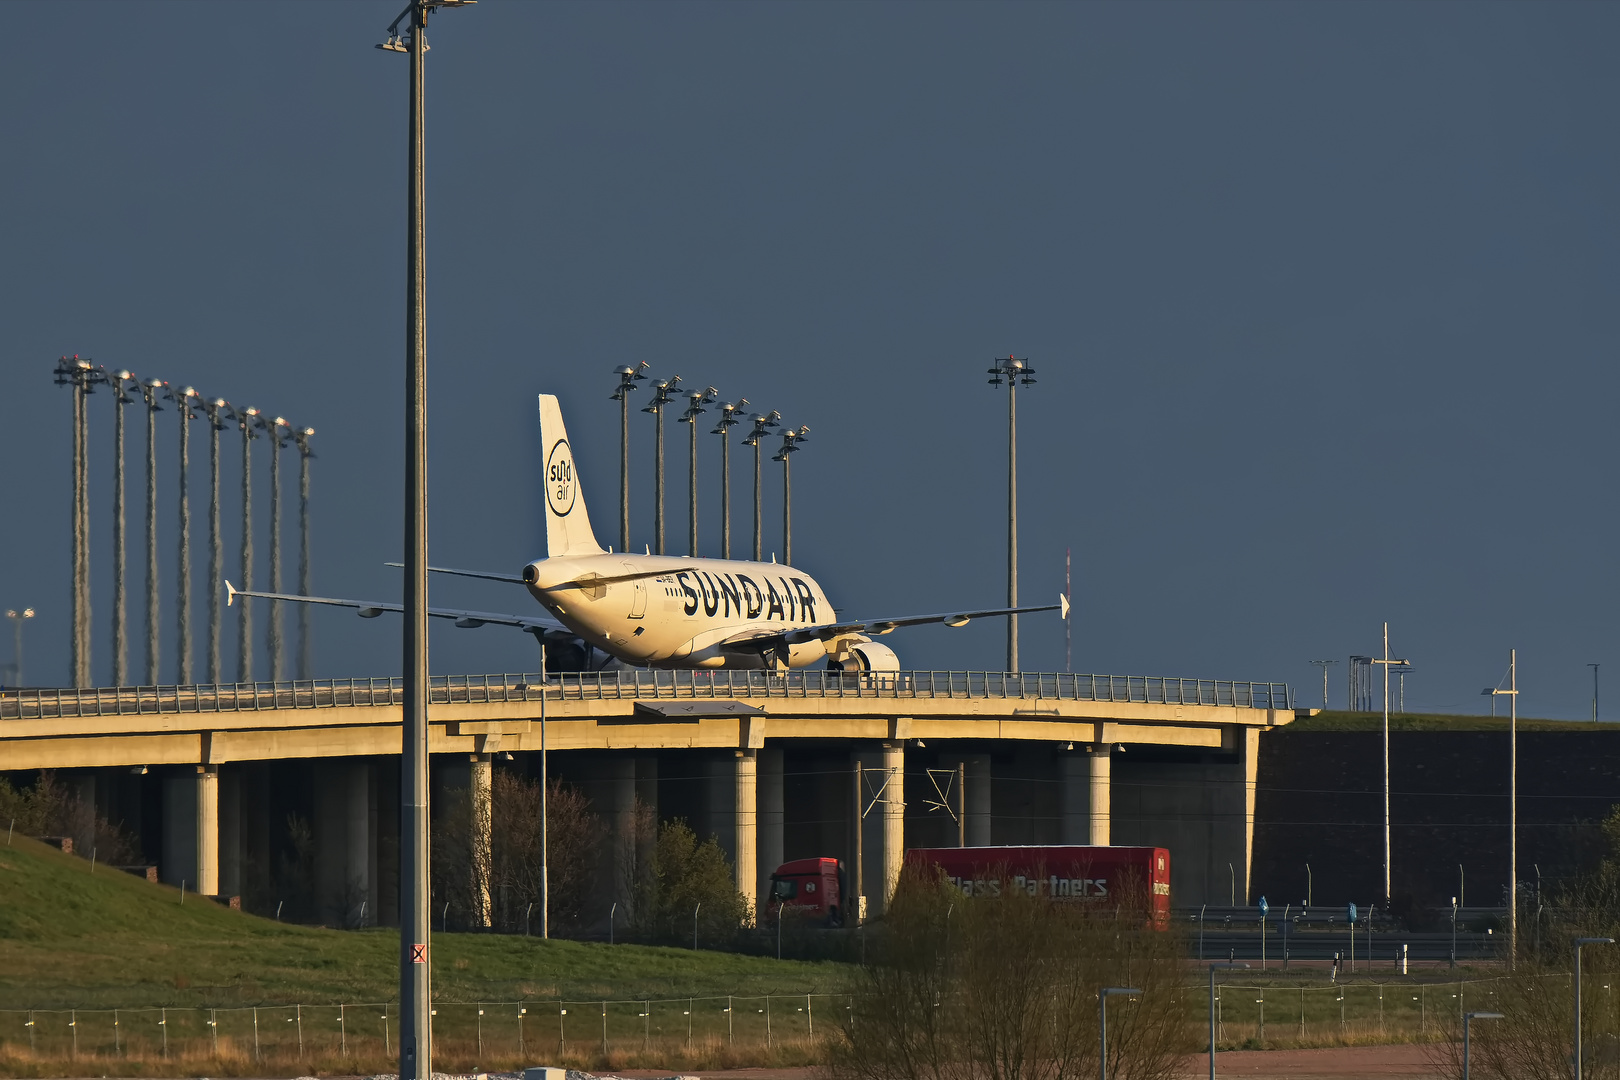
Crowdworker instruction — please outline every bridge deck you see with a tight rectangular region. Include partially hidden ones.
[0,669,1295,770]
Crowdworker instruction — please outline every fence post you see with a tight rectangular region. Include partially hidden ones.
[808,993,813,1037]
[601,1001,607,1057]
[254,1007,260,1062]
[296,1003,303,1061]
[160,1008,167,1058]
[115,1009,121,1056]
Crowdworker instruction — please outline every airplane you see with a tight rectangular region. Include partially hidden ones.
[227,394,1068,672]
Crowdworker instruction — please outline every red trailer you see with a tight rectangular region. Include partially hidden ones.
[904,845,1171,924]
[767,846,1170,926]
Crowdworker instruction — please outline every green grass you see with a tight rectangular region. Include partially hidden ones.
[0,835,848,1011]
[1287,709,1601,732]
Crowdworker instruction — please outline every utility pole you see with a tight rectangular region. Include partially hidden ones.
[1309,660,1337,710]
[742,411,780,562]
[376,5,474,1078]
[610,363,647,554]
[712,399,748,560]
[1488,655,1519,966]
[773,426,809,566]
[642,377,680,556]
[987,356,1035,673]
[679,387,717,558]
[1371,624,1408,905]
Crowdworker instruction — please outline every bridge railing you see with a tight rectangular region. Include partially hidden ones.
[0,670,1292,720]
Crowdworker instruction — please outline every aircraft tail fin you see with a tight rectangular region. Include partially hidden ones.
[538,394,606,558]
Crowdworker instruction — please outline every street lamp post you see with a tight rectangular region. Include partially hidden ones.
[1309,659,1336,710]
[610,363,648,554]
[376,5,475,1078]
[201,399,230,685]
[1098,987,1141,1080]
[1462,1011,1502,1080]
[138,379,168,687]
[1487,653,1519,965]
[4,608,34,687]
[1207,963,1248,1080]
[711,400,748,560]
[292,427,316,680]
[110,372,136,687]
[678,387,717,557]
[773,426,809,566]
[741,411,780,562]
[986,356,1035,673]
[642,377,681,556]
[1370,623,1409,905]
[1575,937,1614,1080]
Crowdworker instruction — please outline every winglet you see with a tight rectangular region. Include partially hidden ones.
[226,580,238,607]
[1060,593,1071,620]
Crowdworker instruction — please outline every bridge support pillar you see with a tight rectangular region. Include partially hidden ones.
[881,742,905,907]
[757,748,784,908]
[1241,727,1258,905]
[219,767,241,898]
[195,765,219,897]
[1088,747,1111,846]
[734,749,758,917]
[315,759,374,926]
[470,754,493,929]
[963,754,992,846]
[1061,752,1088,844]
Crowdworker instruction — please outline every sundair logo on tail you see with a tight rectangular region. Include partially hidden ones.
[546,440,576,517]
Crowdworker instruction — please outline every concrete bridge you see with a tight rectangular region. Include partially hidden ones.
[1,669,1294,924]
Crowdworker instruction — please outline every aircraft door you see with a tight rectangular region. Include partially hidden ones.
[624,562,647,619]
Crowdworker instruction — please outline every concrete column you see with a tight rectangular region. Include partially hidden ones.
[881,742,905,908]
[1061,753,1089,844]
[734,749,758,917]
[196,765,219,896]
[161,772,197,888]
[219,768,241,897]
[1088,747,1111,847]
[470,753,493,929]
[609,756,638,916]
[347,760,372,925]
[1241,727,1259,905]
[757,747,784,904]
[963,754,992,846]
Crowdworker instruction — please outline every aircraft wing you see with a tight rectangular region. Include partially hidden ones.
[778,594,1071,645]
[225,582,566,633]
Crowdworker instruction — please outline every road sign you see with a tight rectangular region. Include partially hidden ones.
[1258,896,1269,916]
[1348,903,1358,924]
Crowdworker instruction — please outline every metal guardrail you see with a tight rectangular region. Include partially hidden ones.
[0,669,1292,720]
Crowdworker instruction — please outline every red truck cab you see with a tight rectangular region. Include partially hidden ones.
[765,857,846,926]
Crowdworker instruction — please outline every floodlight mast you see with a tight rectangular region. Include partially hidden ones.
[711,399,748,560]
[110,372,137,687]
[256,415,293,680]
[376,4,475,1078]
[292,427,316,680]
[200,399,231,685]
[231,405,260,683]
[55,356,103,688]
[741,411,780,562]
[1370,624,1408,906]
[772,426,809,566]
[1487,653,1519,966]
[642,377,682,555]
[678,387,718,557]
[139,379,168,686]
[5,608,35,687]
[610,363,648,553]
[168,387,201,685]
[987,356,1035,673]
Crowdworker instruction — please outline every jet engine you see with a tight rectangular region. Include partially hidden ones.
[827,640,900,672]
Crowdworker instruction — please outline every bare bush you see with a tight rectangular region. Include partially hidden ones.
[827,865,1194,1080]
[0,771,141,865]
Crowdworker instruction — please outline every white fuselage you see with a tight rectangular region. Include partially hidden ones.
[524,553,841,669]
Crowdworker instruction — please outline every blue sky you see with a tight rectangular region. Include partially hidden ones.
[3,2,1618,718]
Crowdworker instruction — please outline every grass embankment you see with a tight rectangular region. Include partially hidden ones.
[1289,709,1594,732]
[0,835,846,1076]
